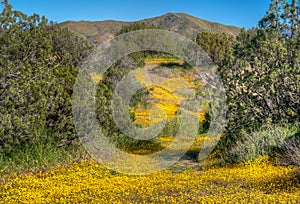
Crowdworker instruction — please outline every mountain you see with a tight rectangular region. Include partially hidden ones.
[60,13,240,44]
[141,13,240,39]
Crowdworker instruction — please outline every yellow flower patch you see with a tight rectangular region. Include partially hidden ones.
[145,58,185,65]
[159,78,191,92]
[1,157,299,203]
[132,108,166,126]
[90,73,103,84]
[132,59,208,127]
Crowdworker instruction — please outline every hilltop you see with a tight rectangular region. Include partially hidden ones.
[60,13,240,44]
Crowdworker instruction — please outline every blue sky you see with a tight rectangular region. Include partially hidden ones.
[7,0,271,28]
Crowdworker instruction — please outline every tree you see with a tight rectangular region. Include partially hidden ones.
[259,0,285,32]
[116,22,167,66]
[0,1,92,153]
[195,32,235,66]
[95,64,160,152]
[116,22,163,36]
[216,0,300,153]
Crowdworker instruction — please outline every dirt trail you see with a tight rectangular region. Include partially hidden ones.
[135,63,203,173]
[170,153,202,173]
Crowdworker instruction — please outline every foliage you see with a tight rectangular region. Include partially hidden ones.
[205,0,300,152]
[0,1,92,153]
[195,32,235,65]
[225,124,299,163]
[0,139,87,175]
[116,22,164,36]
[116,22,166,67]
[1,156,299,203]
[95,63,160,151]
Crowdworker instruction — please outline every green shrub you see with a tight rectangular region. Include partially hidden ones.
[279,133,300,166]
[0,1,92,153]
[225,124,299,163]
[209,1,300,152]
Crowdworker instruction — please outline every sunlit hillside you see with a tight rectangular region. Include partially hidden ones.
[132,57,208,127]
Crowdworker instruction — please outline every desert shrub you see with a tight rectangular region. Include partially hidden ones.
[0,1,92,154]
[209,0,300,153]
[225,124,299,163]
[278,133,300,166]
[116,22,166,67]
[0,137,88,174]
[195,32,235,65]
[116,22,163,36]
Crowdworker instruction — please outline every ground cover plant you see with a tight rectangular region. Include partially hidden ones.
[0,0,300,203]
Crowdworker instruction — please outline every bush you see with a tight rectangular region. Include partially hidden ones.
[225,124,299,163]
[212,1,300,152]
[0,140,88,174]
[279,133,300,166]
[0,1,92,153]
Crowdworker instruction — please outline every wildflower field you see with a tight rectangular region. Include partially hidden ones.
[1,57,299,204]
[132,58,208,126]
[144,57,185,65]
[1,0,300,203]
[1,157,299,203]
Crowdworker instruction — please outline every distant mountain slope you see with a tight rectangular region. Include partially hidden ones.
[60,13,240,44]
[141,13,240,39]
[60,20,130,43]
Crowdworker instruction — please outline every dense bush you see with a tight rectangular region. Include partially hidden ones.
[116,22,168,67]
[196,1,300,156]
[0,1,92,153]
[195,32,235,66]
[116,22,163,36]
[223,2,299,154]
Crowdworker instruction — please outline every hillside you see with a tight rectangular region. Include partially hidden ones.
[60,20,130,43]
[141,13,240,39]
[60,13,240,44]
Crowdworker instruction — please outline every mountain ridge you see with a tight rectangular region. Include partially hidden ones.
[60,13,240,44]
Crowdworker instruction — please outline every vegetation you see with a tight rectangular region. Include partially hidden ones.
[116,22,163,36]
[0,0,92,155]
[1,157,299,203]
[0,140,87,174]
[0,0,300,202]
[195,32,235,65]
[195,0,300,164]
[225,124,299,163]
[61,12,240,44]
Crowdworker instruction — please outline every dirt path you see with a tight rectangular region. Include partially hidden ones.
[169,151,202,173]
[134,63,203,173]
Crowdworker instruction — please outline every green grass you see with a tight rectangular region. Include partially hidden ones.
[0,140,88,176]
[225,124,299,163]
